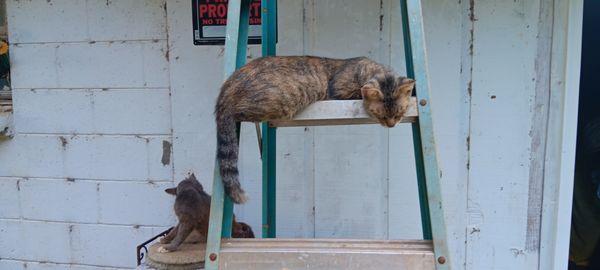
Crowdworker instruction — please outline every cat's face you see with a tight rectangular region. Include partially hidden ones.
[361,75,415,128]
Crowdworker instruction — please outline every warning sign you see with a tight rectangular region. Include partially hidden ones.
[192,0,274,45]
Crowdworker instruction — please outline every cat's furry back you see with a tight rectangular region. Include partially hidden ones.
[215,56,415,203]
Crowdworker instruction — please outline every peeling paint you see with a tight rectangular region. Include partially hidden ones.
[161,140,172,166]
[525,0,554,253]
[466,136,471,151]
[135,135,150,143]
[510,247,525,257]
[59,136,68,149]
[469,0,476,22]
[467,81,472,96]
[378,0,384,32]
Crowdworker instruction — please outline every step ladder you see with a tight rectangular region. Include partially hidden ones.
[204,0,450,269]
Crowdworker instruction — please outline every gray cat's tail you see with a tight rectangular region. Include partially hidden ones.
[216,113,248,204]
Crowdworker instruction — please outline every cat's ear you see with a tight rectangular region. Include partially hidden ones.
[361,82,383,100]
[187,173,198,182]
[165,188,177,195]
[399,78,415,95]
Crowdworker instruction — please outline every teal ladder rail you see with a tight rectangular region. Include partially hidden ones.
[204,0,450,269]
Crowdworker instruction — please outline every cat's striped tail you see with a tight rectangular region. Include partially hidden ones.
[216,112,248,204]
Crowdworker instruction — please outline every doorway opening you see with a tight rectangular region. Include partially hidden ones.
[568,1,600,269]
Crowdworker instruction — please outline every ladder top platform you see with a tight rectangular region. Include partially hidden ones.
[218,238,434,270]
[269,97,418,127]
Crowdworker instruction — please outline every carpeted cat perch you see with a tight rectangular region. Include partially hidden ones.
[146,242,206,270]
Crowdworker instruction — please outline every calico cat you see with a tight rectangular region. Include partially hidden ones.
[158,174,254,252]
[215,56,416,204]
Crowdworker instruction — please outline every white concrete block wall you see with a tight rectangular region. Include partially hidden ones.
[0,0,572,269]
[1,0,174,269]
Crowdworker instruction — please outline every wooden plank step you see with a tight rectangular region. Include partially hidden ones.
[218,238,434,270]
[269,97,418,127]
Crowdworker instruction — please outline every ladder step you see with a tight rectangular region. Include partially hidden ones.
[269,97,418,127]
[218,238,434,270]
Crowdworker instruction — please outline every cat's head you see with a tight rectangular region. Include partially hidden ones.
[361,74,415,128]
[165,173,204,195]
[232,222,255,238]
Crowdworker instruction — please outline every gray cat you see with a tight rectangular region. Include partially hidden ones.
[158,174,254,253]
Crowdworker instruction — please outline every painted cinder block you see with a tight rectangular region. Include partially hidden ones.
[0,219,166,268]
[69,223,166,268]
[14,178,176,226]
[13,89,172,135]
[6,0,88,43]
[19,179,98,223]
[85,0,167,42]
[7,0,166,43]
[10,41,169,89]
[0,177,20,219]
[0,220,72,263]
[0,135,172,181]
[97,181,176,226]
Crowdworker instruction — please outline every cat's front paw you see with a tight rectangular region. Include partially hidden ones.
[157,246,171,253]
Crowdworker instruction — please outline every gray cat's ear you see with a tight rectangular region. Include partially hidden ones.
[361,81,383,100]
[399,78,415,95]
[165,188,177,195]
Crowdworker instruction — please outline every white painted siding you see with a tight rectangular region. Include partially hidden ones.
[0,0,580,269]
[467,1,541,269]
